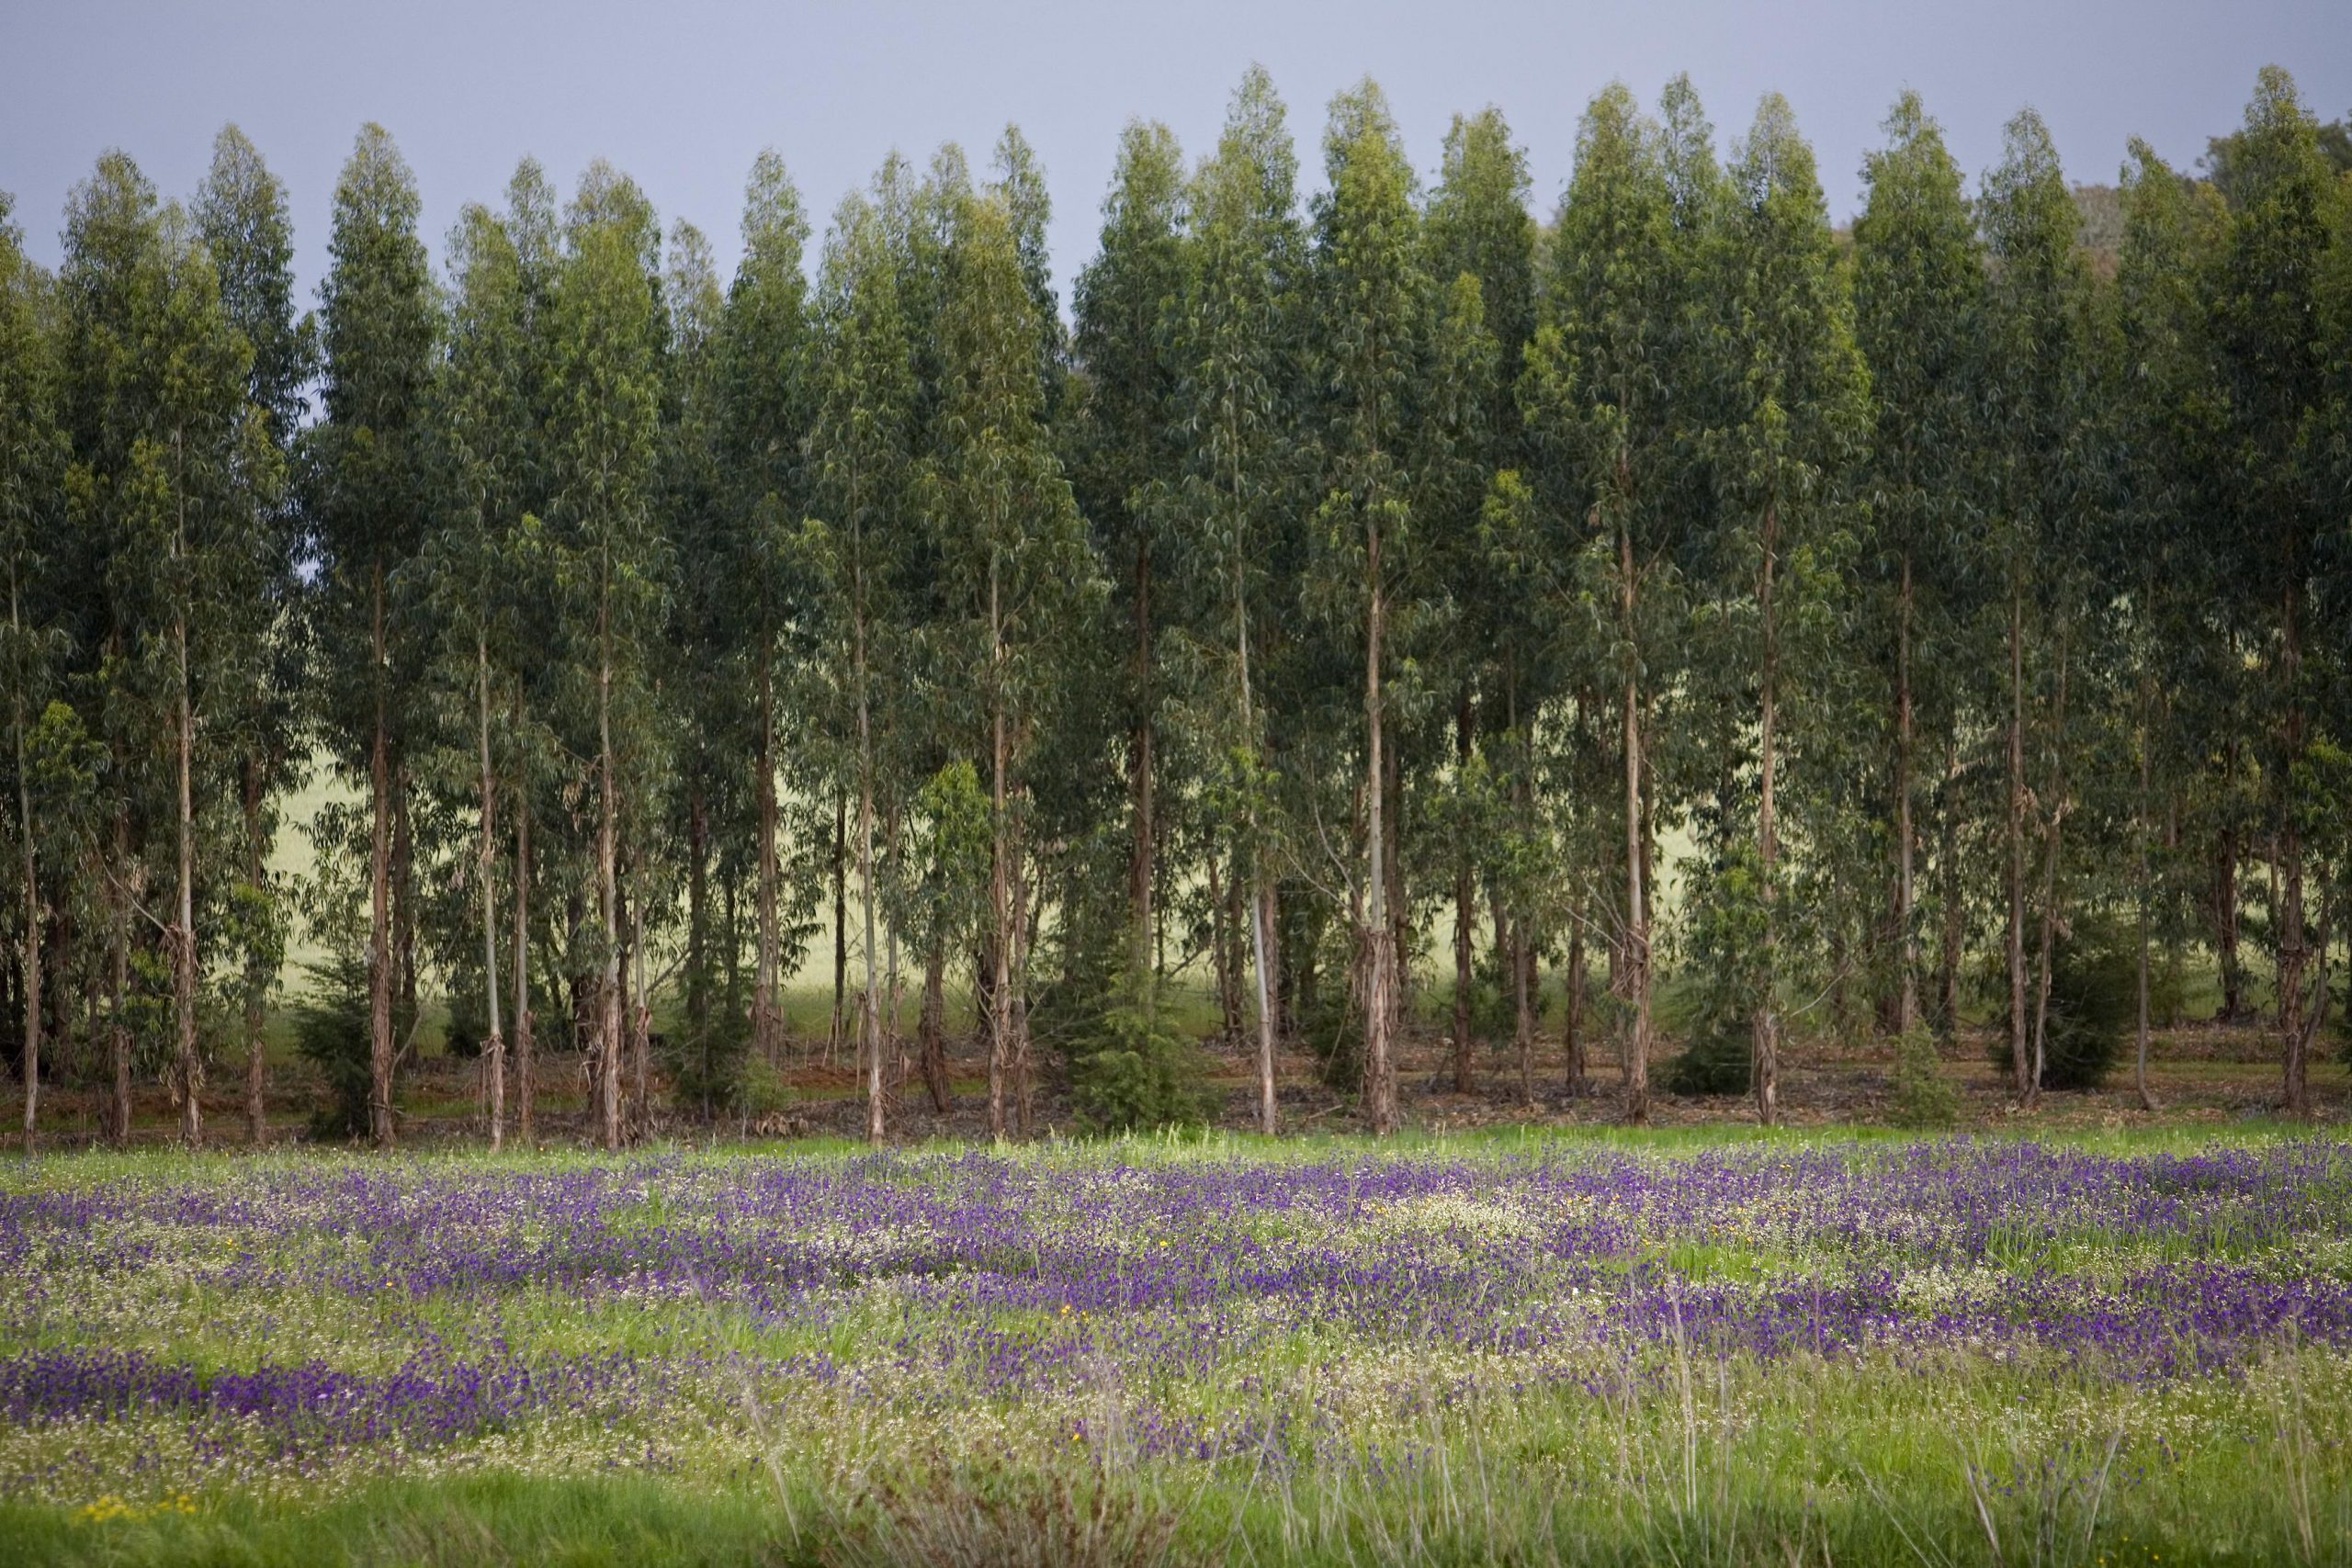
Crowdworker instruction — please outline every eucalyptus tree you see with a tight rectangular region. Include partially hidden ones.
[2110,140,2226,1109]
[547,164,666,1149]
[1177,65,1305,1133]
[1420,105,1536,1095]
[718,151,811,1066]
[56,152,167,1143]
[196,124,311,1145]
[933,192,1099,1138]
[0,194,62,1149]
[425,197,534,1147]
[1070,120,1186,971]
[1307,82,1425,1134]
[660,218,734,1116]
[1852,91,1982,1041]
[133,206,277,1145]
[1979,108,2095,1102]
[807,187,917,1145]
[500,158,560,1142]
[1517,85,1679,1122]
[2202,67,2344,1113]
[311,125,436,1146]
[1415,271,1505,1094]
[1707,95,1871,1122]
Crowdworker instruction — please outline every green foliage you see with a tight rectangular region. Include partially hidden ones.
[1664,847,1769,1096]
[1984,919,2135,1091]
[1068,970,1215,1135]
[292,952,375,1140]
[1889,1022,1959,1127]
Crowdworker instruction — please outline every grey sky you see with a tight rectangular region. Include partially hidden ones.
[5,0,2347,316]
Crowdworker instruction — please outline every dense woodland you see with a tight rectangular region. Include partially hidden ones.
[2,65,2350,1152]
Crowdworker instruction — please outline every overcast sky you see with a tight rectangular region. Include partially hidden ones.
[5,0,2347,315]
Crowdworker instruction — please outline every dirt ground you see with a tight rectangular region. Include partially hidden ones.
[28,1009,2338,1152]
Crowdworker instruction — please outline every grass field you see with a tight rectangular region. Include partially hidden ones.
[4,1127,2349,1565]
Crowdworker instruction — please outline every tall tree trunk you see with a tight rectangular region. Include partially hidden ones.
[830,794,847,1064]
[1128,546,1154,972]
[1223,851,1241,1048]
[1362,523,1398,1135]
[686,780,708,1115]
[173,604,200,1148]
[2028,618,2071,1103]
[110,807,130,1143]
[595,589,622,1152]
[2278,578,2309,1115]
[920,937,950,1114]
[752,635,780,1061]
[476,633,504,1151]
[854,587,883,1147]
[512,699,534,1145]
[1894,549,1918,1037]
[1564,921,1588,1097]
[1752,500,1781,1127]
[628,879,650,1136]
[1619,521,1651,1122]
[1938,735,1963,1033]
[12,574,39,1155]
[2005,563,2029,1100]
[1232,547,1278,1134]
[2213,761,2244,1022]
[368,562,395,1147]
[2135,701,2158,1111]
[987,560,1012,1141]
[1452,691,1476,1096]
[242,761,268,1145]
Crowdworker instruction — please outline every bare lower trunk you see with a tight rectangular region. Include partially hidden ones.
[596,593,622,1153]
[1564,923,1588,1097]
[513,730,535,1145]
[830,795,846,1064]
[1363,525,1397,1135]
[2028,620,2071,1104]
[752,646,780,1061]
[1453,692,1476,1096]
[2135,702,2157,1111]
[477,633,504,1151]
[1894,550,1917,1036]
[2278,581,2309,1115]
[243,763,268,1145]
[173,606,200,1148]
[987,561,1012,1141]
[920,939,950,1114]
[628,891,650,1137]
[855,601,883,1147]
[110,807,130,1143]
[1620,522,1651,1123]
[1752,501,1780,1128]
[1938,736,1963,1032]
[369,564,395,1148]
[2005,565,2029,1100]
[1250,875,1277,1135]
[12,573,40,1153]
[1129,547,1155,970]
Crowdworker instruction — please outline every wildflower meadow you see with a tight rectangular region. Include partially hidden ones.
[3,1130,2348,1564]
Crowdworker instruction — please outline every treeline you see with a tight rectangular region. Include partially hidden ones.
[3,65,2349,1151]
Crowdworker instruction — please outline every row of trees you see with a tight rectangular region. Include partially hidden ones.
[3,66,2348,1149]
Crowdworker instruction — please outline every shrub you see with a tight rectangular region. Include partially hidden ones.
[1663,848,1768,1097]
[1984,919,2132,1091]
[1890,1022,1959,1127]
[1069,970,1214,1135]
[292,952,374,1140]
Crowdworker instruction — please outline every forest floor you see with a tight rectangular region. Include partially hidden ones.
[4,1125,2350,1565]
[13,1008,2346,1149]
